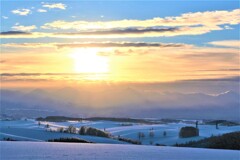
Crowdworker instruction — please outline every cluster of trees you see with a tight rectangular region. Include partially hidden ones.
[175,131,240,150]
[3,137,17,141]
[79,126,110,138]
[48,138,92,143]
[117,136,141,145]
[179,126,199,138]
[44,124,111,138]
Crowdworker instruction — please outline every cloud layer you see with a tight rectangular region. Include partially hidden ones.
[0,26,228,39]
[2,9,239,39]
[1,42,188,49]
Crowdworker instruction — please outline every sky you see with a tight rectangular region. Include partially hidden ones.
[0,0,240,88]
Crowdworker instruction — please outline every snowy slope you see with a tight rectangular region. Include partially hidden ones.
[1,141,239,160]
[107,123,240,145]
[1,120,240,146]
[0,120,126,144]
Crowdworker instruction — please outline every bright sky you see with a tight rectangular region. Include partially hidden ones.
[1,0,239,87]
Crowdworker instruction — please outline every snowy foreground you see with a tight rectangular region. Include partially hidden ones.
[0,142,240,160]
[1,141,239,160]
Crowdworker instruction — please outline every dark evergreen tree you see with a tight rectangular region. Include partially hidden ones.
[195,121,198,129]
[216,122,219,129]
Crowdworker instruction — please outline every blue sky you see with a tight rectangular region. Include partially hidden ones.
[1,0,239,45]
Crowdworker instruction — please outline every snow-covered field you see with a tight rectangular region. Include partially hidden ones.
[0,119,239,145]
[1,141,239,160]
[0,120,126,144]
[107,122,240,145]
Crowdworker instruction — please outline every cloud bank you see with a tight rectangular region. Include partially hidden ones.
[2,9,239,39]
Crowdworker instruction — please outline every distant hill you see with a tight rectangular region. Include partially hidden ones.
[36,116,83,122]
[1,88,240,120]
[204,120,239,126]
[36,116,160,124]
[85,117,159,124]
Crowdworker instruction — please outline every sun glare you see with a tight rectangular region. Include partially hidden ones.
[71,48,109,73]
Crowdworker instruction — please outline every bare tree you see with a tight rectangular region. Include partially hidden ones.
[149,141,153,145]
[58,127,64,132]
[45,124,49,128]
[149,130,154,137]
[196,121,199,129]
[67,125,76,134]
[163,131,167,137]
[216,122,219,129]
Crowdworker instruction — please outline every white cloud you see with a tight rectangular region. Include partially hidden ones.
[11,25,37,32]
[2,16,8,19]
[42,3,66,10]
[208,40,240,48]
[12,9,31,16]
[37,9,47,13]
[41,9,240,31]
[224,25,233,30]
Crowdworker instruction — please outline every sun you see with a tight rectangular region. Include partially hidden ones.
[71,48,109,73]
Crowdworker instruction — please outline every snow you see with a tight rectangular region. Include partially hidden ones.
[0,120,126,144]
[107,122,240,145]
[1,141,239,160]
[0,120,240,146]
